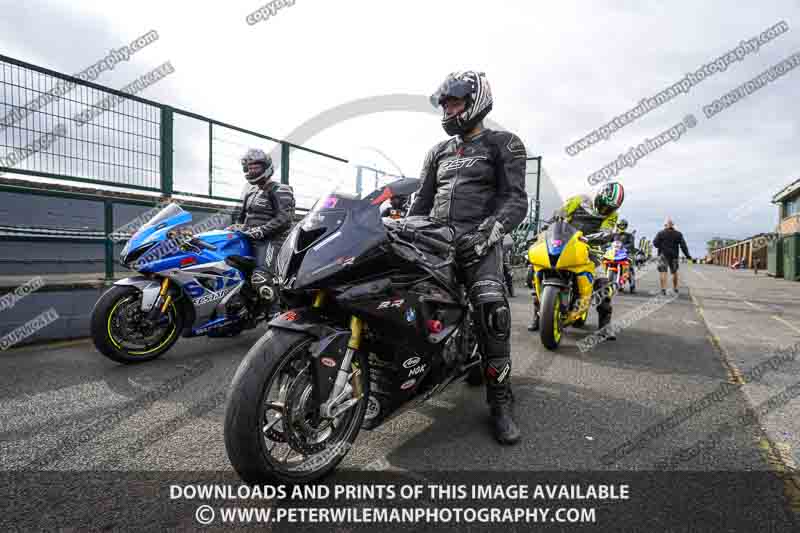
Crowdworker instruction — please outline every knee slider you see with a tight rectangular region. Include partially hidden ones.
[469,281,510,340]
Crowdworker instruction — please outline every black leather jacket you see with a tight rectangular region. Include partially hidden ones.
[407,129,528,238]
[236,181,296,242]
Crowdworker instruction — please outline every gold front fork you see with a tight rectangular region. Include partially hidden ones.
[158,278,171,314]
[312,290,326,309]
[349,315,364,398]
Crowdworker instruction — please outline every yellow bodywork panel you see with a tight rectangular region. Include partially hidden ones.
[528,231,595,300]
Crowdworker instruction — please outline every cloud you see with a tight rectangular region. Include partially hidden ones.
[2,0,798,256]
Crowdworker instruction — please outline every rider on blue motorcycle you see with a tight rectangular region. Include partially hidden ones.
[227,149,296,313]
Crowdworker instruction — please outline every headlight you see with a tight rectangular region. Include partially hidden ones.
[122,242,157,266]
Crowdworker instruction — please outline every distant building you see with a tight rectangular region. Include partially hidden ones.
[706,237,738,255]
[772,177,800,235]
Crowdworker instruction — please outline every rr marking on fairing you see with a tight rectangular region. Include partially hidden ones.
[377,299,404,310]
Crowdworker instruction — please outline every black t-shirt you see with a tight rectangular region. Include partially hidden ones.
[653,228,690,258]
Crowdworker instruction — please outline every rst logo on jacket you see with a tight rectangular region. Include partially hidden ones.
[440,156,488,171]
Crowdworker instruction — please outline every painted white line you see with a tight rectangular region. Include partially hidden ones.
[773,315,800,336]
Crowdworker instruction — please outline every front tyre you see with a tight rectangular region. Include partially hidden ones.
[91,285,182,364]
[224,329,369,484]
[539,285,563,350]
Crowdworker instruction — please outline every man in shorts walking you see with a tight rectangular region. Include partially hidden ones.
[653,218,692,295]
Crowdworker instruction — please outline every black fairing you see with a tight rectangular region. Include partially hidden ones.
[274,179,476,430]
[292,200,388,289]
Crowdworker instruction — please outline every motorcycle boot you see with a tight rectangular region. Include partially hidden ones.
[471,281,521,445]
[568,274,593,323]
[597,306,616,341]
[485,361,521,445]
[527,294,540,331]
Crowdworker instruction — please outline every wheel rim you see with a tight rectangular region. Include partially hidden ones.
[258,338,363,475]
[107,295,177,356]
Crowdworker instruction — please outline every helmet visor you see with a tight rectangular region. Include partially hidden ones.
[430,77,473,109]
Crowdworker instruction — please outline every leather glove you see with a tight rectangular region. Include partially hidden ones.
[243,228,265,240]
[456,216,505,266]
[226,223,245,232]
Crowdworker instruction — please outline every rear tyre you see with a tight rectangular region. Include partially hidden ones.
[539,285,563,350]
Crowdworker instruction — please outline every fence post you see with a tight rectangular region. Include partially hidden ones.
[281,143,290,185]
[208,122,213,197]
[160,107,174,197]
[104,200,114,281]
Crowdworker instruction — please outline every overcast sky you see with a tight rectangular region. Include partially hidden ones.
[2,0,799,254]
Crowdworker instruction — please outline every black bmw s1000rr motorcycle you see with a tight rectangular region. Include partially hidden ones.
[224,177,487,484]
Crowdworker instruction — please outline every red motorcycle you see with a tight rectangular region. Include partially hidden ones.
[602,240,633,292]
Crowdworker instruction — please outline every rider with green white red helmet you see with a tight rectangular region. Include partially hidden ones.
[528,181,625,338]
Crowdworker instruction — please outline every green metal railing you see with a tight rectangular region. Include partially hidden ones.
[0,54,348,204]
[508,156,542,262]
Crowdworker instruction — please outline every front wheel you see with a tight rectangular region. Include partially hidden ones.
[539,285,563,350]
[224,329,369,484]
[91,285,182,364]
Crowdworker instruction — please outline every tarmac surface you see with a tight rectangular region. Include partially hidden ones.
[2,262,799,530]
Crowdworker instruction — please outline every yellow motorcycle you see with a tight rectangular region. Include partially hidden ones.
[527,218,598,350]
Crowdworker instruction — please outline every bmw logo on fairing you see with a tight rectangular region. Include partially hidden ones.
[405,307,416,322]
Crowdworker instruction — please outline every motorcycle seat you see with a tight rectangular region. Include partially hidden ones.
[225,255,257,275]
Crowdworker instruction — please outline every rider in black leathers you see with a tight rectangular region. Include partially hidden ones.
[228,148,296,313]
[408,70,527,445]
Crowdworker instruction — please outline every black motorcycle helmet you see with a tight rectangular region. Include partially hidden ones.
[241,148,274,185]
[430,71,493,136]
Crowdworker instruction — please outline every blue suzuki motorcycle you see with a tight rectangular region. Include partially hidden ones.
[91,203,275,363]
